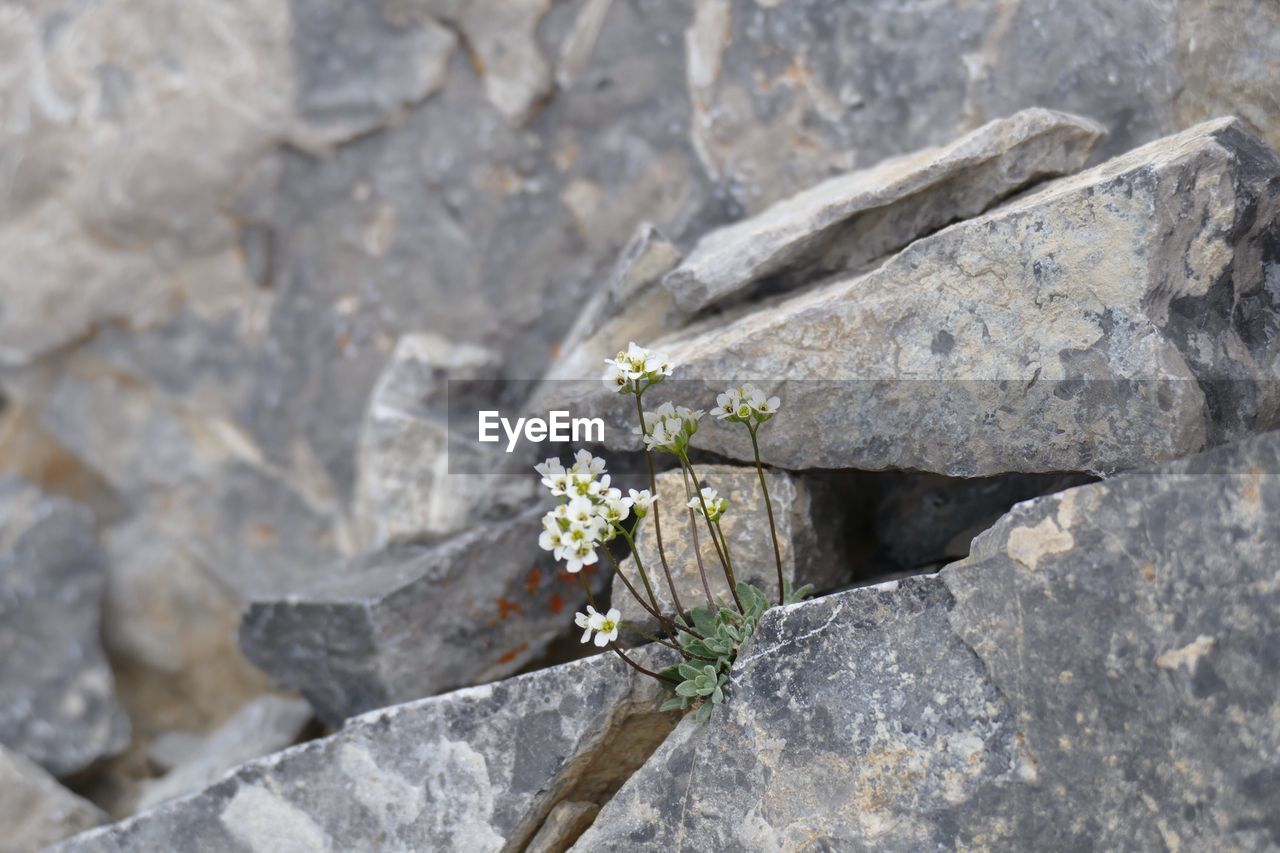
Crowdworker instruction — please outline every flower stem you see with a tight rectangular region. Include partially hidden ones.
[635,392,686,616]
[680,464,716,610]
[750,425,786,606]
[680,453,744,612]
[616,525,661,618]
[609,642,677,684]
[601,545,704,640]
[621,622,714,661]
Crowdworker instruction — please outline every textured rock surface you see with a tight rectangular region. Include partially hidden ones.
[0,745,107,853]
[136,696,312,812]
[874,472,1093,571]
[0,477,129,777]
[57,650,673,853]
[601,119,1280,476]
[664,108,1105,313]
[239,509,595,724]
[573,431,1280,851]
[353,332,533,547]
[613,465,847,629]
[690,0,1280,212]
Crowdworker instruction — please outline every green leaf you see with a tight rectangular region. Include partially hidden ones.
[691,606,718,636]
[675,681,701,697]
[677,662,702,681]
[659,697,689,712]
[695,702,714,723]
[711,685,724,704]
[657,664,683,683]
[702,664,718,680]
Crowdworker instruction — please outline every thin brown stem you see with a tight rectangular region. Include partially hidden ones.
[601,545,705,640]
[621,622,714,661]
[680,464,716,610]
[609,642,677,684]
[749,426,786,605]
[635,393,686,616]
[576,570,596,610]
[680,454,744,612]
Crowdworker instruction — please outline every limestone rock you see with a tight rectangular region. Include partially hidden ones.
[136,696,313,812]
[612,465,848,629]
[600,118,1280,476]
[543,223,684,385]
[874,472,1092,570]
[0,477,129,777]
[664,108,1105,313]
[291,1,456,144]
[572,430,1280,851]
[0,745,107,853]
[57,649,675,853]
[353,332,534,548]
[239,509,596,724]
[687,0,1280,212]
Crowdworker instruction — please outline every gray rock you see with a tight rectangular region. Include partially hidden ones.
[0,477,129,777]
[57,649,675,853]
[664,108,1105,313]
[612,465,847,629]
[574,429,1280,851]
[136,696,313,812]
[688,0,1279,213]
[239,509,598,724]
[353,332,534,548]
[0,745,107,853]
[601,118,1280,476]
[290,0,456,145]
[874,472,1093,570]
[543,223,684,384]
[524,800,600,853]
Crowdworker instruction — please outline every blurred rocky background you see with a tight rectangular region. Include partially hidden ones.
[1,0,1279,850]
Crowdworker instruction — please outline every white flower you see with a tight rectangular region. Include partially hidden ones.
[637,401,703,454]
[570,449,607,478]
[538,509,564,552]
[575,606,621,647]
[710,384,781,426]
[628,488,656,517]
[688,486,728,522]
[598,494,633,525]
[534,457,570,495]
[602,342,674,394]
[562,536,600,573]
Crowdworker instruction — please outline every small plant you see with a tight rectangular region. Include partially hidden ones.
[534,342,809,720]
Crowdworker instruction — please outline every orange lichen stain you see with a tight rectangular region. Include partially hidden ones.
[1140,562,1156,582]
[495,598,524,621]
[524,566,543,595]
[250,523,277,547]
[497,642,529,665]
[548,593,564,615]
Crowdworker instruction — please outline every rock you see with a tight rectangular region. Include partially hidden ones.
[0,745,107,853]
[291,1,456,145]
[136,696,313,812]
[612,465,848,629]
[663,108,1105,314]
[543,223,684,384]
[426,0,555,125]
[239,509,598,724]
[601,118,1280,476]
[0,477,129,777]
[524,800,600,853]
[57,648,676,853]
[353,332,534,548]
[0,0,291,366]
[572,430,1280,851]
[688,0,1280,212]
[874,472,1093,570]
